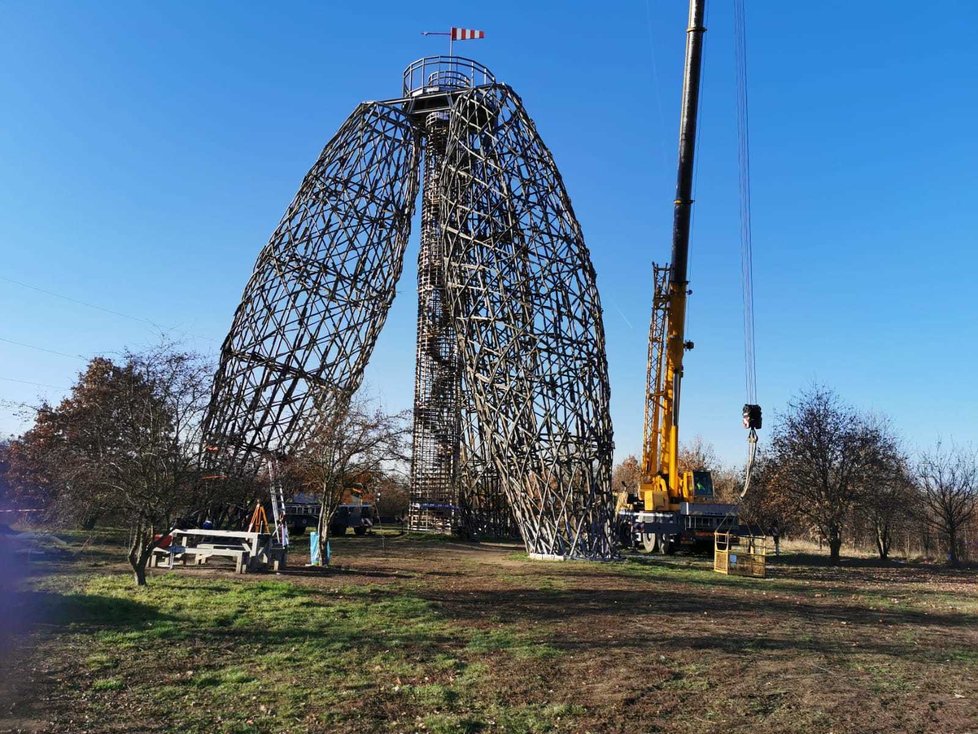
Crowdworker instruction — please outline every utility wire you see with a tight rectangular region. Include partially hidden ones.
[0,274,220,344]
[0,376,67,389]
[734,0,758,405]
[0,336,88,361]
[685,0,711,340]
[643,0,670,170]
[0,275,166,330]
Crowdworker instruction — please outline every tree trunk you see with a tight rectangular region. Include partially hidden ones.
[315,478,343,567]
[128,531,148,586]
[128,521,166,586]
[876,524,890,560]
[827,525,842,565]
[131,555,148,586]
[316,504,335,567]
[947,527,960,568]
[317,522,331,567]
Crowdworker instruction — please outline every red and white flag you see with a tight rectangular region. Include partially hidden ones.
[451,27,485,41]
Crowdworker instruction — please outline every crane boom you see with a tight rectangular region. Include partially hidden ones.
[662,0,707,495]
[625,0,718,555]
[643,0,706,507]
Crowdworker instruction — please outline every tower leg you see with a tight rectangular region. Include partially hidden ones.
[440,85,617,560]
[204,102,421,468]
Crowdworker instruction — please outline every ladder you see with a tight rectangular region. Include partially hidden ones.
[266,457,290,548]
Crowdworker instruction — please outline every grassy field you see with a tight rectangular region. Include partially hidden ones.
[2,531,977,734]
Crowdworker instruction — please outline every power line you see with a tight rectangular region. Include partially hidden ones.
[0,336,88,361]
[643,0,670,170]
[0,274,166,329]
[0,376,67,389]
[0,274,220,344]
[734,0,758,405]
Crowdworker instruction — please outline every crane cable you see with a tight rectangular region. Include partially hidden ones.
[735,0,760,498]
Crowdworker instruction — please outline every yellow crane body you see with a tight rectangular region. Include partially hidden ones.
[616,0,754,554]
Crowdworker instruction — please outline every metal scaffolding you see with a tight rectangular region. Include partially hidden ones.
[205,57,616,559]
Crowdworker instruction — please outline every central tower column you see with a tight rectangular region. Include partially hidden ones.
[408,111,460,532]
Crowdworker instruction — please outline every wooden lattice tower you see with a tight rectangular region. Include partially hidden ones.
[204,57,616,559]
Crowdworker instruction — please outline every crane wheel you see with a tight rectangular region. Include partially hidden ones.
[640,533,659,553]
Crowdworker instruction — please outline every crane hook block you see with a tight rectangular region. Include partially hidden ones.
[743,404,762,430]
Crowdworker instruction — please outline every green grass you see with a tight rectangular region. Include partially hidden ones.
[91,677,125,691]
[22,565,574,733]
[658,663,711,692]
[13,532,978,734]
[465,629,562,659]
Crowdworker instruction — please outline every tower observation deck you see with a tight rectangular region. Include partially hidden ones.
[401,56,495,116]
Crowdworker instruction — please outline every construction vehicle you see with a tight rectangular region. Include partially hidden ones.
[330,484,379,537]
[284,484,379,537]
[617,0,761,553]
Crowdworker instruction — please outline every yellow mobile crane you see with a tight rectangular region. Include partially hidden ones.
[618,0,762,553]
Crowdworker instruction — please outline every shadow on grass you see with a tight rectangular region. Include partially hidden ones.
[416,580,978,644]
[770,551,978,573]
[275,565,412,580]
[623,552,978,596]
[28,591,176,628]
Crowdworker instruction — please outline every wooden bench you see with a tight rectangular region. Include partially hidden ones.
[150,545,187,568]
[150,529,285,574]
[151,544,250,573]
[186,546,250,574]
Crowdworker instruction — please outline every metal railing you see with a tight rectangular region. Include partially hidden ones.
[402,56,495,97]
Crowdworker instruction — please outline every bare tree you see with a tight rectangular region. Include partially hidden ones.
[917,442,978,567]
[295,394,409,566]
[678,437,742,502]
[739,454,795,538]
[767,385,898,564]
[0,440,25,513]
[677,435,719,475]
[611,455,641,495]
[12,346,218,585]
[373,474,410,522]
[857,449,913,560]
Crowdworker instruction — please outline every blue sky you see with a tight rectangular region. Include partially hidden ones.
[1,1,976,466]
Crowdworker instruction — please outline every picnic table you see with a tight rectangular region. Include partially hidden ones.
[150,529,286,573]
